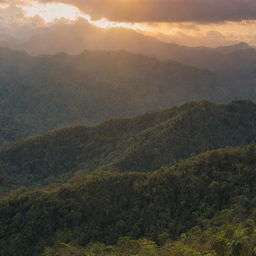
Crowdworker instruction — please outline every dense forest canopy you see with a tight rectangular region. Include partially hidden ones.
[0,100,256,192]
[1,144,256,256]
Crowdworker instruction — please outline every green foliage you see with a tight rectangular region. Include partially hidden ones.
[43,237,158,256]
[1,100,256,192]
[0,144,256,255]
[42,219,256,256]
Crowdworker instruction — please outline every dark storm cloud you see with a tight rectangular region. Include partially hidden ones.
[36,0,256,23]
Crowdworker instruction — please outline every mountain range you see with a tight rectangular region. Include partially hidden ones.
[5,21,256,73]
[1,22,256,256]
[1,46,256,146]
[0,47,218,145]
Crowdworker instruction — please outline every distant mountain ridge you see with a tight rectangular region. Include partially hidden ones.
[3,21,255,73]
[0,47,221,145]
[0,47,256,146]
[216,42,251,53]
[6,21,254,72]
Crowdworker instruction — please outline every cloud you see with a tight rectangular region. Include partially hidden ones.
[34,0,256,23]
[0,4,45,43]
[0,0,31,4]
[1,0,256,50]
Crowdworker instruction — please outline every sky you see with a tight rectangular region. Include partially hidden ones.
[1,0,256,47]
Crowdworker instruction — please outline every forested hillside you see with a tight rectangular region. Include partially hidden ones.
[2,3,256,256]
[43,217,256,256]
[1,44,256,256]
[1,100,256,192]
[0,47,223,145]
[1,144,256,256]
[1,47,256,147]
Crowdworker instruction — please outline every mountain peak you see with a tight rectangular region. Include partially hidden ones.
[217,42,251,53]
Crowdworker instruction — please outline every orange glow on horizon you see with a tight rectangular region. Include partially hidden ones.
[14,2,256,47]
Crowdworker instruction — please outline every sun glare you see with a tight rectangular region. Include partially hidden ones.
[21,2,147,32]
[89,17,146,30]
[21,3,81,22]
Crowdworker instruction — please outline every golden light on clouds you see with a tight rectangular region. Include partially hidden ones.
[91,18,148,31]
[0,1,254,47]
[21,3,81,22]
[21,2,147,31]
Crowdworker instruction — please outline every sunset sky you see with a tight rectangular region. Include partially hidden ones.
[1,0,256,47]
